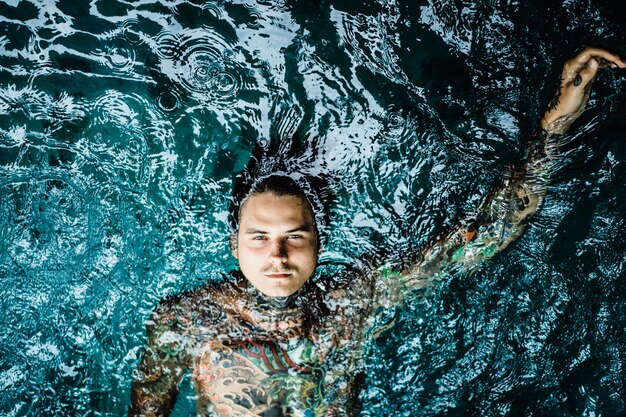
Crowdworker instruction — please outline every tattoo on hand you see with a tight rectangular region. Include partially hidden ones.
[573,74,582,86]
[546,83,563,113]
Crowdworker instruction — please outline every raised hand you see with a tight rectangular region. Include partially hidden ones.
[541,47,625,134]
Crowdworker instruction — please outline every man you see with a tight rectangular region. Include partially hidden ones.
[129,48,625,416]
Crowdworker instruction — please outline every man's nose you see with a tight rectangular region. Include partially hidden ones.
[269,239,288,263]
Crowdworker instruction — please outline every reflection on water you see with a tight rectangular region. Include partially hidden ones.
[1,0,625,415]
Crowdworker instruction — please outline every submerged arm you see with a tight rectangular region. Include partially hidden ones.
[378,47,625,306]
[129,304,188,417]
[380,138,547,301]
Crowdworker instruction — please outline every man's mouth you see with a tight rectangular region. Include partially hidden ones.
[264,271,292,279]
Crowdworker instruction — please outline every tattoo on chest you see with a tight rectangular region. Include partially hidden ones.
[193,337,322,416]
[229,340,314,374]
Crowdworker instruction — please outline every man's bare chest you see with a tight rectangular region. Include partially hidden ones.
[191,335,324,416]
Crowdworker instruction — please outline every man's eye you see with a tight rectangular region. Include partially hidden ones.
[288,234,303,239]
[252,236,267,240]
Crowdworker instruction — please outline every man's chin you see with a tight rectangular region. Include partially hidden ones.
[259,286,300,298]
[253,278,303,298]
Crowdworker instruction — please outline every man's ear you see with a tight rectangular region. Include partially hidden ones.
[230,234,238,259]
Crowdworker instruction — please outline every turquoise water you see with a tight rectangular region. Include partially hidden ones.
[1,0,625,415]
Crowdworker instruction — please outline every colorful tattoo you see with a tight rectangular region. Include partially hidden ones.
[130,274,371,416]
[376,126,557,306]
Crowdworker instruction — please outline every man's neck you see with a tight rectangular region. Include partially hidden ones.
[233,274,309,337]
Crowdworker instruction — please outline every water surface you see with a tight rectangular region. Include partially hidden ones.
[1,0,625,416]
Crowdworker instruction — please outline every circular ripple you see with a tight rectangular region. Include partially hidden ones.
[103,45,136,72]
[157,90,183,112]
[155,29,244,105]
[87,92,150,186]
[118,18,144,46]
[199,1,224,19]
[154,31,181,60]
[242,3,261,28]
[91,90,147,127]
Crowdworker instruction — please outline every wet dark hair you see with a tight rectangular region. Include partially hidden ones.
[230,116,336,246]
[247,175,308,201]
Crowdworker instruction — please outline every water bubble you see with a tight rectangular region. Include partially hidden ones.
[387,111,404,127]
[248,12,261,28]
[257,136,270,147]
[213,71,237,95]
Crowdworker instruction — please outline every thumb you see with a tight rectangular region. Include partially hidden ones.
[575,58,599,87]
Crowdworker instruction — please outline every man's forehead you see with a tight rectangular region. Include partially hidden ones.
[240,192,314,225]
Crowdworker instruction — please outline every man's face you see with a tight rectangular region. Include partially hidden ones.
[233,192,318,297]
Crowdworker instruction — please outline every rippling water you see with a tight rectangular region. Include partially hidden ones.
[1,1,625,416]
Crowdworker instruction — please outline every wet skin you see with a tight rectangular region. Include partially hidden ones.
[129,175,549,416]
[129,279,349,416]
[233,193,319,298]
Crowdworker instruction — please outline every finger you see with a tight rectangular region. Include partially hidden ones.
[575,47,626,68]
[597,56,626,69]
[562,49,625,82]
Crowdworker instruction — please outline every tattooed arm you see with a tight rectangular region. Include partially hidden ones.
[377,47,625,305]
[542,47,626,133]
[129,302,189,417]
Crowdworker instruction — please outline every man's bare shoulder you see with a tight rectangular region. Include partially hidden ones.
[150,279,242,335]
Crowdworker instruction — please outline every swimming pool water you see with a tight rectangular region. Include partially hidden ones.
[1,0,625,416]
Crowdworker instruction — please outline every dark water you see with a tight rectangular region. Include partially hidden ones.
[1,0,625,416]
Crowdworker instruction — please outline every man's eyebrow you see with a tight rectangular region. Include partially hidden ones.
[286,224,312,233]
[244,224,313,234]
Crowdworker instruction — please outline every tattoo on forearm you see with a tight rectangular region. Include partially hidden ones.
[546,81,563,113]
